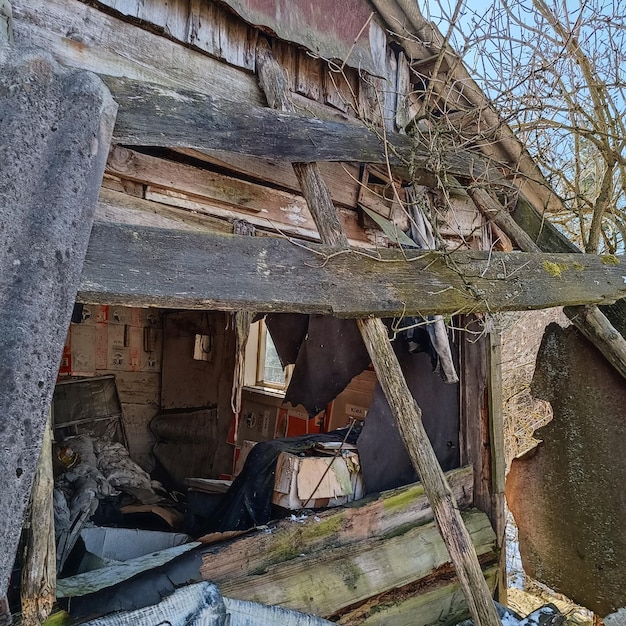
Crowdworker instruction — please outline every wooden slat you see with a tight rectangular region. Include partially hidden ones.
[13,0,262,104]
[21,415,55,625]
[142,186,375,245]
[79,221,626,316]
[13,0,346,124]
[97,187,234,234]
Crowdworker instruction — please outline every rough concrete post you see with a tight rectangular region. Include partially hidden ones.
[0,0,12,48]
[0,48,117,594]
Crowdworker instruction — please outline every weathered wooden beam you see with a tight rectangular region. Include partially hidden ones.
[470,188,626,383]
[104,75,400,164]
[100,75,499,184]
[79,222,626,316]
[218,509,496,618]
[0,47,116,595]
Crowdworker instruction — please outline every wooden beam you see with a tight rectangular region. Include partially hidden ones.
[20,414,55,625]
[100,75,500,184]
[218,510,496,618]
[79,222,626,316]
[104,75,401,165]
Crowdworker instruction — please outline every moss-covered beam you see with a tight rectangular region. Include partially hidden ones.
[80,221,626,317]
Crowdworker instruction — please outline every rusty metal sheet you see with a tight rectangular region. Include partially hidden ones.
[219,0,382,75]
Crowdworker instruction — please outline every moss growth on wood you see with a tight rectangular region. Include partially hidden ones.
[542,261,569,277]
[601,254,620,265]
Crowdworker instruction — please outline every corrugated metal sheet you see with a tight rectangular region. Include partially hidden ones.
[219,0,382,75]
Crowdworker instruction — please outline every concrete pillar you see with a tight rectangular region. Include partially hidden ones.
[0,46,117,594]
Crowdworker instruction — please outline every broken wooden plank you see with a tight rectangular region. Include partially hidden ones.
[105,147,373,243]
[78,222,626,316]
[142,186,376,246]
[334,565,499,626]
[172,148,361,209]
[97,187,234,234]
[0,47,117,595]
[20,414,55,625]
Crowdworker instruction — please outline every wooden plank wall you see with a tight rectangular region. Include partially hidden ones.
[89,0,391,127]
[13,0,487,250]
[59,305,163,471]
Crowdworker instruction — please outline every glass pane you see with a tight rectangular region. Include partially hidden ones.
[263,331,285,385]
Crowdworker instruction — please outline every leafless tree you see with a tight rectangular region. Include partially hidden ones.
[420,0,626,254]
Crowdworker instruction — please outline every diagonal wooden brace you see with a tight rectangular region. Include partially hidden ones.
[255,37,502,626]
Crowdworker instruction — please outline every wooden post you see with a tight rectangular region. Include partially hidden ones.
[486,320,507,604]
[21,414,55,626]
[468,186,626,382]
[255,38,501,626]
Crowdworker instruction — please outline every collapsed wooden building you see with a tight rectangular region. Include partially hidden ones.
[2,0,626,624]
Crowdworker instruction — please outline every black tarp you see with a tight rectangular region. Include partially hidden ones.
[193,425,361,535]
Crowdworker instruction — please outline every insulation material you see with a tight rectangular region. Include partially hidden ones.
[507,323,626,617]
[81,581,334,626]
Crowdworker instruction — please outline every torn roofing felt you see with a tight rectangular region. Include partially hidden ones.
[267,314,371,417]
[267,314,457,417]
[358,337,460,494]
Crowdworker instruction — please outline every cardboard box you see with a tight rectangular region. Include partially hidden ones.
[233,439,257,476]
[272,450,364,510]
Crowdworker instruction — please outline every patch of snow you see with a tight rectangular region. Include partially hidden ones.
[501,611,521,626]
